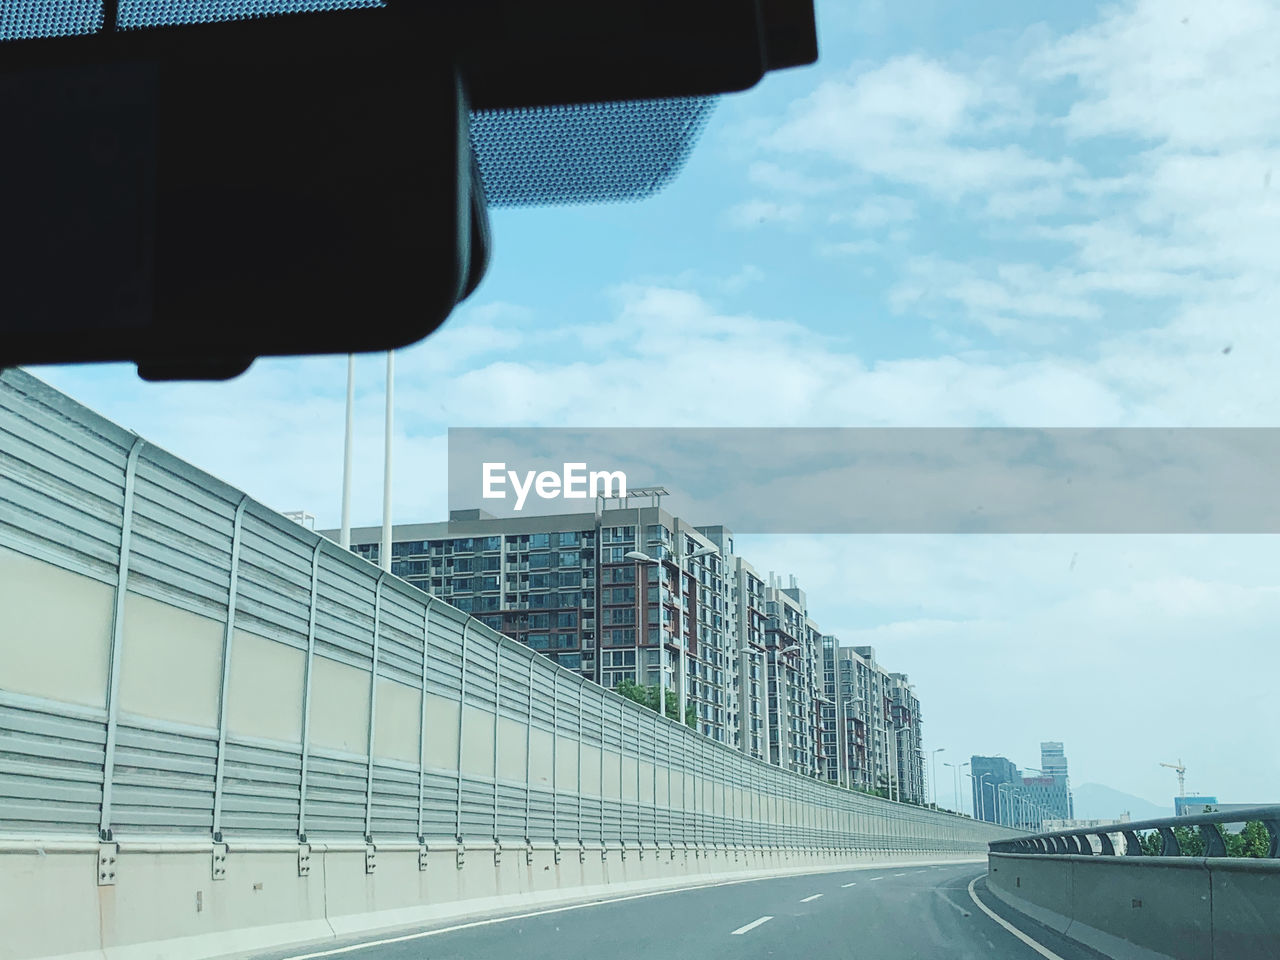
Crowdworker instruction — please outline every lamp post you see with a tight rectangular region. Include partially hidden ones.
[960,761,971,816]
[943,761,960,814]
[379,352,393,573]
[624,549,665,717]
[837,689,865,790]
[339,355,354,551]
[626,543,715,726]
[676,543,716,723]
[773,642,801,770]
[815,693,834,784]
[930,748,945,808]
[891,726,907,802]
[744,649,770,764]
[979,773,993,822]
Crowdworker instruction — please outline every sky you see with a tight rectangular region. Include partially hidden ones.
[31,0,1280,813]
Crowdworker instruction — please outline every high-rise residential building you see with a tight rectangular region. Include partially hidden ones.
[719,547,768,763]
[888,672,925,804]
[762,576,822,776]
[334,503,736,744]
[817,645,925,803]
[328,506,927,783]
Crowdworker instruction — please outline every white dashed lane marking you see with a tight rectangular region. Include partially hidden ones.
[730,916,774,936]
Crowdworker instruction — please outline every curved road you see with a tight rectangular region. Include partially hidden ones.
[257,862,1108,960]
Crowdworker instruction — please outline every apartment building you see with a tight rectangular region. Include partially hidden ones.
[328,508,926,784]
[816,645,926,803]
[758,576,824,776]
[888,672,925,804]
[335,504,737,744]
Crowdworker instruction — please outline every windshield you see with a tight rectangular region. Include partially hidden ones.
[5,2,1278,959]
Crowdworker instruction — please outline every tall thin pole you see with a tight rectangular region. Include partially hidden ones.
[379,352,393,573]
[835,686,844,788]
[634,506,643,693]
[339,355,354,550]
[677,552,687,724]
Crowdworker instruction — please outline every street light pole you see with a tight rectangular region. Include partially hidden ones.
[979,774,992,822]
[774,642,800,770]
[931,747,945,808]
[943,761,960,814]
[339,354,354,551]
[627,543,716,729]
[624,550,662,717]
[378,352,393,573]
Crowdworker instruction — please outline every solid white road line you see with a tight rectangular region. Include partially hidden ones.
[731,916,774,935]
[841,882,857,888]
[800,894,824,903]
[966,876,1067,960]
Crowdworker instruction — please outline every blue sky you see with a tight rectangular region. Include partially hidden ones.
[32,0,1280,811]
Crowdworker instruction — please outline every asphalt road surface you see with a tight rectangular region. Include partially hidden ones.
[257,862,1112,960]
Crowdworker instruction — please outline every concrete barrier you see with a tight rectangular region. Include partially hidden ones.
[1,838,981,960]
[987,852,1280,960]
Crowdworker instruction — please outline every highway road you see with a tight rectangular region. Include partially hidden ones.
[257,862,1108,960]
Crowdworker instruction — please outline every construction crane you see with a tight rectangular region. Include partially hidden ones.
[1160,759,1187,798]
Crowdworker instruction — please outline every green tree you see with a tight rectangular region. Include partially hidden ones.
[1224,821,1272,858]
[1138,830,1164,855]
[1174,825,1206,856]
[614,680,695,729]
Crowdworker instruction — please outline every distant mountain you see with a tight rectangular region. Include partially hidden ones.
[1073,783,1173,821]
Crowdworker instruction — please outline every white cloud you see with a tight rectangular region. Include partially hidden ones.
[829,195,917,229]
[724,199,805,228]
[769,54,1075,199]
[739,532,1280,804]
[1032,0,1280,149]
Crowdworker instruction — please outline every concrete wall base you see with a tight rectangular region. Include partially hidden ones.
[986,853,1280,960]
[2,840,983,960]
[984,870,1175,960]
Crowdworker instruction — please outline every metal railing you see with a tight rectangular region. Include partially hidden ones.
[0,368,1020,856]
[990,805,1280,858]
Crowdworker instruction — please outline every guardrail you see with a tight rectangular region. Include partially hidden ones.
[986,807,1280,960]
[990,805,1280,858]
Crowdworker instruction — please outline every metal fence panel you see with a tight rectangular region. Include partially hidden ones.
[0,368,1020,856]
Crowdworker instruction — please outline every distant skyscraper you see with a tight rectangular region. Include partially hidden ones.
[971,755,1019,823]
[1041,741,1068,778]
[972,743,1074,827]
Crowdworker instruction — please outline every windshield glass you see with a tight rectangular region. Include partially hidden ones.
[10,1,1278,958]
